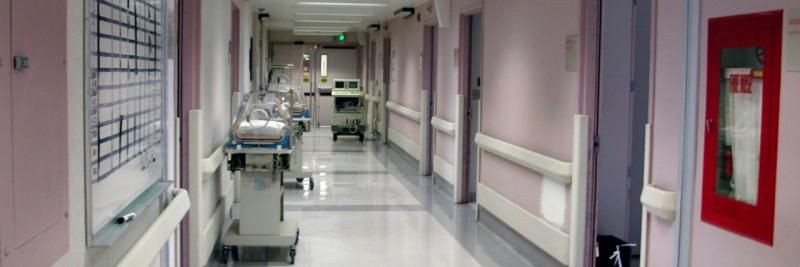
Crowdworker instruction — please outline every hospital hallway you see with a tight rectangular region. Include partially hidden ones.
[216,128,562,267]
[4,0,800,267]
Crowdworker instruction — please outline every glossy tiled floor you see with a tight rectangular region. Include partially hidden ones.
[219,128,563,267]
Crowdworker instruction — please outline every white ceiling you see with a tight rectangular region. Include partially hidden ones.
[250,0,423,34]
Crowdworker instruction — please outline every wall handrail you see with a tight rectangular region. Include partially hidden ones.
[202,142,226,179]
[385,101,421,122]
[431,116,455,135]
[116,189,190,267]
[474,133,573,184]
[475,115,587,266]
[188,109,231,267]
[641,184,678,220]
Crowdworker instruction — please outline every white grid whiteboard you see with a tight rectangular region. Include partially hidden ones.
[85,0,167,235]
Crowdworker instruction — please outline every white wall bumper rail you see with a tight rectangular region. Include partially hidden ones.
[431,116,455,136]
[641,185,678,220]
[639,124,678,266]
[475,115,588,266]
[188,110,233,267]
[117,189,190,267]
[453,95,467,203]
[385,101,421,122]
[474,134,573,184]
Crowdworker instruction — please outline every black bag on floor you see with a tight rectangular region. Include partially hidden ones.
[596,235,633,267]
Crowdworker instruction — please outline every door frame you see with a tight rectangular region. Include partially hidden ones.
[578,0,602,264]
[454,2,483,204]
[420,25,437,176]
[592,0,653,258]
[579,0,701,265]
[381,37,391,144]
[676,0,701,265]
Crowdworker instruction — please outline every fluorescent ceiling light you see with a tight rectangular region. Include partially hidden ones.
[294,26,350,29]
[293,32,344,36]
[294,26,351,31]
[295,1,389,7]
[294,29,346,33]
[294,19,361,24]
[295,12,372,17]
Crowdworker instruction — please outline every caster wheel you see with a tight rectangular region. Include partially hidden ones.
[359,134,364,142]
[220,246,231,264]
[289,247,297,264]
[309,178,315,190]
[333,134,338,141]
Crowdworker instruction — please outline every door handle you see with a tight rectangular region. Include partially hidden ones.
[13,56,29,72]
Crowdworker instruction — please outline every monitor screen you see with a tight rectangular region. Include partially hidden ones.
[348,81,359,89]
[335,81,345,89]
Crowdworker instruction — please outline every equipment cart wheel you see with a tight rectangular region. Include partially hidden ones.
[231,246,239,261]
[333,134,338,141]
[295,177,315,190]
[288,246,297,264]
[358,133,364,142]
[220,245,231,264]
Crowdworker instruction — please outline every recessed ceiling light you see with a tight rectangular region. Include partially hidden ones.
[295,1,389,7]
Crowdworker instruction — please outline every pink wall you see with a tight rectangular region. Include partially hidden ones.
[0,0,10,263]
[231,3,240,92]
[646,1,800,266]
[179,0,202,264]
[689,2,800,266]
[480,0,581,231]
[388,16,424,145]
[432,0,480,165]
[643,0,686,265]
[0,0,69,265]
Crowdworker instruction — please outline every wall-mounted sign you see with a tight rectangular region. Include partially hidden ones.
[320,54,328,84]
[786,8,800,71]
[565,34,578,72]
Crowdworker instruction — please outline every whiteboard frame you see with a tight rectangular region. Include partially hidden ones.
[83,0,170,246]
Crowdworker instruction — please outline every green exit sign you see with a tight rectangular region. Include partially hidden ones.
[337,34,346,42]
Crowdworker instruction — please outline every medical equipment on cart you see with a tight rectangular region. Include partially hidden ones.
[331,79,366,142]
[221,92,301,264]
[262,65,315,189]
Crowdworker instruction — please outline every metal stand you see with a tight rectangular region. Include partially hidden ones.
[223,149,300,264]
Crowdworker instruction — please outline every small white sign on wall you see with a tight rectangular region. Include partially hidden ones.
[565,34,579,72]
[787,8,800,72]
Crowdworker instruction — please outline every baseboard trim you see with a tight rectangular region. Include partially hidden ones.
[433,155,455,186]
[477,183,570,265]
[388,128,420,161]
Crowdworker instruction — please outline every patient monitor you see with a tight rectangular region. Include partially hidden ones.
[331,79,366,142]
